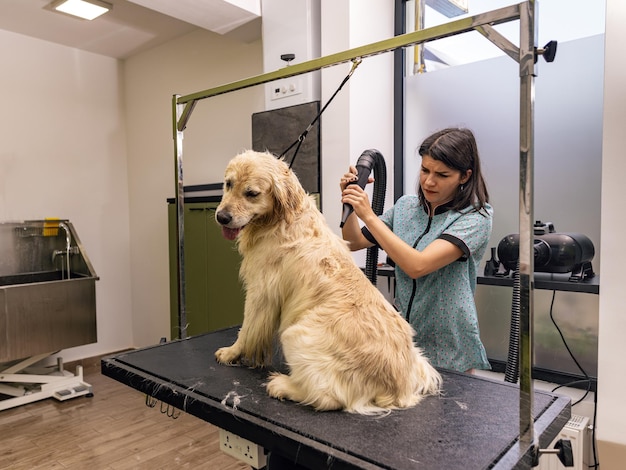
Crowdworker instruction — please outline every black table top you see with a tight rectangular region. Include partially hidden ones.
[101,327,570,470]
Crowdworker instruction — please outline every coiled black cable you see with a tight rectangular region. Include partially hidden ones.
[504,262,521,383]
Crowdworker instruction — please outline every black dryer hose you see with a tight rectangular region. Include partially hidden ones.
[339,149,387,285]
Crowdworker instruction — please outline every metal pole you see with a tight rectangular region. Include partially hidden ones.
[172,95,187,339]
[414,0,426,74]
[393,0,406,203]
[518,0,538,458]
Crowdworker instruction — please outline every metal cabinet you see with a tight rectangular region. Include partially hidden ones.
[168,201,244,339]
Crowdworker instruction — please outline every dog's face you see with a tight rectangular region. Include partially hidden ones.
[216,152,275,240]
[216,151,301,240]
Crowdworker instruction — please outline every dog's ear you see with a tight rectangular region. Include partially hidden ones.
[271,165,304,224]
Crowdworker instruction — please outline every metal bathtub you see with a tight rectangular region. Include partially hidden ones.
[0,220,98,363]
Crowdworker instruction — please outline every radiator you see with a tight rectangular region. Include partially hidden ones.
[537,415,590,470]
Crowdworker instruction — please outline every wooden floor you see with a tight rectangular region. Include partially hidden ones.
[0,362,250,470]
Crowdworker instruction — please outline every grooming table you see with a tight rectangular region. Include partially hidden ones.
[101,327,570,470]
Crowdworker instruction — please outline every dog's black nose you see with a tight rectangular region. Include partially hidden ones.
[216,211,232,226]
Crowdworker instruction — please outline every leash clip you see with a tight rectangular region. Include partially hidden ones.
[349,57,363,77]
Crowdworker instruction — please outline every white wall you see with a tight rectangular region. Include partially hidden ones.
[124,29,264,347]
[598,0,626,462]
[320,0,395,273]
[261,0,320,110]
[0,30,133,362]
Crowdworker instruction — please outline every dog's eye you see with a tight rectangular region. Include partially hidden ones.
[245,189,260,198]
[224,180,232,191]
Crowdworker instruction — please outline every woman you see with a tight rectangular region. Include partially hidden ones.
[340,128,492,373]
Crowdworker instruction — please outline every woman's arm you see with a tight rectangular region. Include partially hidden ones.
[340,212,374,251]
[362,214,463,278]
[342,184,463,278]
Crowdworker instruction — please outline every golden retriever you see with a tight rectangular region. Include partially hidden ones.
[214,150,441,414]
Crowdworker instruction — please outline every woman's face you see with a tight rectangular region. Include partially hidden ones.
[419,155,470,209]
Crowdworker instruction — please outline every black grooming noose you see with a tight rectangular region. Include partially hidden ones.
[278,58,362,168]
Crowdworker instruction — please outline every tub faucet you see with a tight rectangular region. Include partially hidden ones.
[53,222,72,279]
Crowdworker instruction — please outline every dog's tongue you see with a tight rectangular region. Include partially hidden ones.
[221,226,241,241]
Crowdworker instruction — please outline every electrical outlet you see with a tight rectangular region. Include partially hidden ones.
[270,78,302,100]
[219,428,267,469]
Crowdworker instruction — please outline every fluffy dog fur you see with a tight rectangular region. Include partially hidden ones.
[214,150,441,414]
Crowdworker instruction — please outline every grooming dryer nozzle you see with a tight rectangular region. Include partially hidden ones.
[340,149,382,227]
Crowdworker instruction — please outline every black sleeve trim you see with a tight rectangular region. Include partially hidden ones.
[440,233,470,261]
[362,226,380,248]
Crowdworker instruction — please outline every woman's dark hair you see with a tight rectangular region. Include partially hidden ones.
[417,127,489,212]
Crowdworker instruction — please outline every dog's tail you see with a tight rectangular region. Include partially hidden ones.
[412,348,442,397]
[341,350,441,415]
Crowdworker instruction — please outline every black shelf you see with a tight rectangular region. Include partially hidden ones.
[478,273,599,294]
[374,267,599,294]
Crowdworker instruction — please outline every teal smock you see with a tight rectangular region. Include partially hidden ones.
[363,195,492,372]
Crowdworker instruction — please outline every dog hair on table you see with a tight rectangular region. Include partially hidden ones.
[214,150,441,415]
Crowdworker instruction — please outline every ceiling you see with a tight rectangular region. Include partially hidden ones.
[0,0,262,60]
[0,1,605,66]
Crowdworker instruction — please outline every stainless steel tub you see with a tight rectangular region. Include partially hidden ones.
[0,220,98,363]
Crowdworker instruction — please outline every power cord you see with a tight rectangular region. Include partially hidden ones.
[547,290,599,469]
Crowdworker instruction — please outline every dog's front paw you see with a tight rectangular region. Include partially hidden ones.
[215,345,242,365]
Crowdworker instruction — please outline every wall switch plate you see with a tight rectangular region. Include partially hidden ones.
[270,77,303,100]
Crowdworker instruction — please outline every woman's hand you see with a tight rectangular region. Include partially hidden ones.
[339,165,377,251]
[339,165,375,191]
[341,173,376,223]
[339,166,359,191]
[342,184,371,216]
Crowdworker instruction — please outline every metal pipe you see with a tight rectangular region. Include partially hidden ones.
[58,222,71,280]
[172,95,187,340]
[393,0,406,203]
[518,0,538,457]
[414,0,426,74]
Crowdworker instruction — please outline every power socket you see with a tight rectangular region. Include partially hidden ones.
[270,77,302,101]
[219,428,267,469]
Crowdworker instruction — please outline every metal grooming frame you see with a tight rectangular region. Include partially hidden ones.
[172,1,547,461]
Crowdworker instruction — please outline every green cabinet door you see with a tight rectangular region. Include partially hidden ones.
[168,202,244,339]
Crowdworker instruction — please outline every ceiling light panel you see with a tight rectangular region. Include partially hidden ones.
[51,0,112,21]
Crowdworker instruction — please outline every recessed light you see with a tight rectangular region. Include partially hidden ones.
[50,0,112,21]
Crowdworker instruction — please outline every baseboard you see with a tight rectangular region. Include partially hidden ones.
[63,349,134,374]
